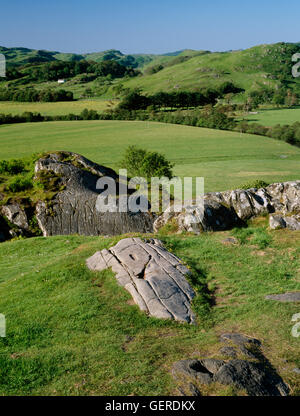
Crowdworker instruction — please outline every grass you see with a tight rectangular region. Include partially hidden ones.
[0,120,299,193]
[0,225,299,396]
[242,107,300,127]
[0,100,117,116]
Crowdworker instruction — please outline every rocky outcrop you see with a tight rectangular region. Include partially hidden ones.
[34,152,154,236]
[154,181,300,234]
[172,333,289,396]
[86,237,196,324]
[1,151,299,240]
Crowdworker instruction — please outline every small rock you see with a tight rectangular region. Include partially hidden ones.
[269,214,286,230]
[265,292,300,302]
[221,237,238,245]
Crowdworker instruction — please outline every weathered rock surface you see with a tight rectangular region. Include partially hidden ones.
[172,333,289,396]
[86,237,196,324]
[269,214,300,230]
[1,203,29,230]
[34,152,154,236]
[265,292,300,302]
[154,181,300,234]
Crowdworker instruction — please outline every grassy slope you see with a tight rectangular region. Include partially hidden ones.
[0,224,299,396]
[0,121,299,192]
[118,43,300,95]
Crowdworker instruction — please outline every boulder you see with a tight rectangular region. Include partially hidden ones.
[269,214,300,230]
[34,152,154,236]
[266,181,300,213]
[172,333,289,396]
[86,237,196,324]
[1,203,29,230]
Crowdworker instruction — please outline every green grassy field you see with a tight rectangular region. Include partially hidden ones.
[0,120,299,192]
[0,225,299,395]
[244,107,300,126]
[0,100,117,116]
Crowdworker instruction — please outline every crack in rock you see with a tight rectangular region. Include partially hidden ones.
[86,237,196,324]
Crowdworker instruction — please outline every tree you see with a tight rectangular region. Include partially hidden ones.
[272,90,285,106]
[118,90,150,110]
[120,146,174,180]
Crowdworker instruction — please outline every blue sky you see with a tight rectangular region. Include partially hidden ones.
[1,0,300,54]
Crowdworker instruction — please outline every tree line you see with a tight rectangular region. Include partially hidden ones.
[0,88,74,102]
[7,60,140,83]
[118,83,243,111]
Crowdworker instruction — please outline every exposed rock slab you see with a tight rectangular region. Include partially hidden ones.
[265,292,300,302]
[86,237,196,324]
[34,152,154,236]
[173,333,289,396]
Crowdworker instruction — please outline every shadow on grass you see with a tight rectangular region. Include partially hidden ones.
[161,237,216,327]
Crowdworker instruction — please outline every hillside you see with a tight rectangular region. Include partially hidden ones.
[118,42,300,97]
[0,46,85,66]
[1,42,300,101]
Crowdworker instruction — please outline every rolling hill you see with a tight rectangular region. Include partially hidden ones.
[0,46,181,69]
[1,42,300,101]
[119,42,300,96]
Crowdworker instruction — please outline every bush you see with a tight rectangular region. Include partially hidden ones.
[239,180,270,190]
[0,159,25,175]
[120,146,174,180]
[7,175,33,193]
